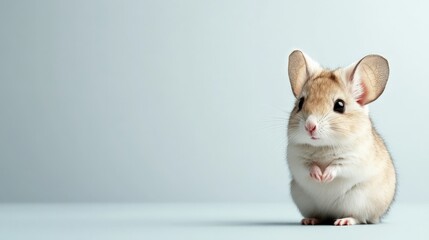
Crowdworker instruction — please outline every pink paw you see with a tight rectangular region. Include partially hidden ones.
[334,217,357,226]
[310,163,337,182]
[301,218,321,225]
[322,165,337,183]
[309,164,337,182]
[310,165,323,182]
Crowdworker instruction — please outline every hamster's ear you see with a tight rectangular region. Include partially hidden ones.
[343,55,389,105]
[288,50,322,97]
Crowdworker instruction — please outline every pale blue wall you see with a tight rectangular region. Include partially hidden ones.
[0,0,425,202]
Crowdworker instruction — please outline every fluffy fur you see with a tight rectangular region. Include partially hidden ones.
[287,50,396,226]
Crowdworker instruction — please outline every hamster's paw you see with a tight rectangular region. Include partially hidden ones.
[334,217,357,226]
[309,164,323,182]
[322,165,337,183]
[301,218,321,225]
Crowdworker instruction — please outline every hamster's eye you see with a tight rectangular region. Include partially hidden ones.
[297,97,305,111]
[333,99,345,113]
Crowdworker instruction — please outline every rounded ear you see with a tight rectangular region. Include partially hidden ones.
[288,50,321,97]
[344,55,389,105]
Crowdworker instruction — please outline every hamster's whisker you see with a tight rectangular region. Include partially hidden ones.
[319,112,330,123]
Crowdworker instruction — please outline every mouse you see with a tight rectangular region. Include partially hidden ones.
[286,50,396,226]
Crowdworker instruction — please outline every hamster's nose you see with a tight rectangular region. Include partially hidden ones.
[305,121,317,134]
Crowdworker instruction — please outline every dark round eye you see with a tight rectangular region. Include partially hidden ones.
[297,97,305,111]
[333,99,345,113]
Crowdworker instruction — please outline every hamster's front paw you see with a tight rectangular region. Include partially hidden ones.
[309,164,323,182]
[310,164,337,183]
[322,165,337,182]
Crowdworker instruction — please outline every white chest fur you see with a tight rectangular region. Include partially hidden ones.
[287,141,378,209]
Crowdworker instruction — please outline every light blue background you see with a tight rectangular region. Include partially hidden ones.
[0,0,425,203]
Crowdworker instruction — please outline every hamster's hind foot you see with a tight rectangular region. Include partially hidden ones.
[301,218,321,225]
[334,217,358,226]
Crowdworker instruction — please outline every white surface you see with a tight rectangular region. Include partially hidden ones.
[0,203,427,240]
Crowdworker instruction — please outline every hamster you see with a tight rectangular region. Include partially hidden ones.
[286,50,396,226]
